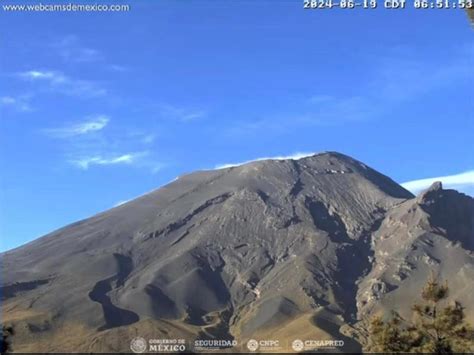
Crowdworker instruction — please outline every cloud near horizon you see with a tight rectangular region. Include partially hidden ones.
[214,154,474,197]
[402,170,474,196]
[215,152,315,169]
[114,199,130,207]
[70,152,146,170]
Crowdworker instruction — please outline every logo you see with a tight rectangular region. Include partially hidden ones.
[291,339,345,352]
[194,339,238,351]
[130,337,147,354]
[148,338,186,352]
[291,339,304,352]
[246,339,282,352]
[246,339,259,352]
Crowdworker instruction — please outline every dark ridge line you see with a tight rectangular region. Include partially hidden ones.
[0,279,50,301]
[145,192,233,241]
[289,159,304,198]
[304,197,350,244]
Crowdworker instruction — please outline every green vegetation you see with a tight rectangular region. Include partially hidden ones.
[367,275,474,353]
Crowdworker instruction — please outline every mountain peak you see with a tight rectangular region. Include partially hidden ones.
[428,181,443,191]
[417,181,443,204]
[3,153,458,353]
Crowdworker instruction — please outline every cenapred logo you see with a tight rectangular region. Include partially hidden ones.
[291,339,345,352]
[130,337,147,353]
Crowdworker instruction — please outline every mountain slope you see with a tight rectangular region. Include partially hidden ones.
[2,152,472,353]
[355,182,474,328]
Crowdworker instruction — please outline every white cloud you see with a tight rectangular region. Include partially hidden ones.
[44,117,163,172]
[18,70,106,98]
[113,177,180,207]
[0,95,33,112]
[150,164,164,174]
[71,152,145,170]
[158,104,207,122]
[20,70,66,83]
[109,64,127,72]
[215,152,315,169]
[63,47,101,63]
[62,79,106,97]
[75,116,109,134]
[114,199,130,207]
[141,134,156,144]
[402,170,474,196]
[1,96,17,105]
[53,35,103,63]
[45,115,110,138]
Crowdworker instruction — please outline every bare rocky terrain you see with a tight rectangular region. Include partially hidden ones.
[1,152,473,353]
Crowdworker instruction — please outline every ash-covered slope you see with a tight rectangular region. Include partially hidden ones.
[2,152,472,353]
[355,182,474,327]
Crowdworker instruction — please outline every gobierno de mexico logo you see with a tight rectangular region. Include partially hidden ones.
[130,337,147,353]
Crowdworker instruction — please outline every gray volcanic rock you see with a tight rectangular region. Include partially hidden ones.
[1,152,472,353]
[356,182,474,331]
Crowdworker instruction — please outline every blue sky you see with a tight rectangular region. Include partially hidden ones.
[1,0,473,251]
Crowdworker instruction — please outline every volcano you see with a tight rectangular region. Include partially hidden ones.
[1,152,473,353]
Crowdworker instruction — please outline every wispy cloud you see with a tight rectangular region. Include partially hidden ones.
[308,95,334,104]
[19,70,66,83]
[228,44,474,135]
[43,115,164,172]
[70,152,146,170]
[215,152,315,169]
[108,64,127,72]
[0,96,16,105]
[402,170,474,196]
[141,133,156,144]
[158,103,207,122]
[18,70,106,98]
[52,35,128,71]
[52,35,103,63]
[0,95,32,112]
[45,115,110,138]
[226,94,378,136]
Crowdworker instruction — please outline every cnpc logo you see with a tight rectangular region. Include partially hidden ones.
[246,339,281,352]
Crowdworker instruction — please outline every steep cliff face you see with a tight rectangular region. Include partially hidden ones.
[1,152,472,353]
[356,182,474,325]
